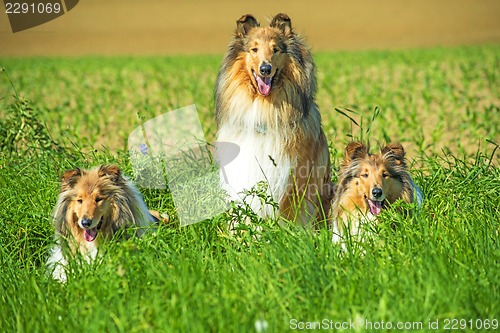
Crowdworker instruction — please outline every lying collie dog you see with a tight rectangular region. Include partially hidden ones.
[330,142,423,243]
[47,165,158,282]
[215,13,333,227]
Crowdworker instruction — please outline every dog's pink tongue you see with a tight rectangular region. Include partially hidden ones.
[368,200,382,215]
[84,227,98,242]
[256,75,272,96]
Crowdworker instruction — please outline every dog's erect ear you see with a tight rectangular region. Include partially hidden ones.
[382,143,405,165]
[236,14,259,37]
[61,168,82,191]
[345,142,369,162]
[270,13,292,35]
[98,165,122,182]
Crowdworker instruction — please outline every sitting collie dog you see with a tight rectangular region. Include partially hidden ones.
[330,142,423,243]
[215,13,333,227]
[46,165,158,282]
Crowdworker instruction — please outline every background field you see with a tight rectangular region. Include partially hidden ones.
[1,46,498,159]
[1,0,500,56]
[1,45,499,332]
[1,1,500,332]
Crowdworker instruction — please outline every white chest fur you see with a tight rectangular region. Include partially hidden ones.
[217,99,296,218]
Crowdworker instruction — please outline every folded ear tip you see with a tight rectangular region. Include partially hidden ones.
[345,141,366,152]
[345,141,368,160]
[388,143,404,153]
[382,143,406,160]
[60,168,82,189]
[275,13,290,19]
[61,168,80,180]
[99,164,122,178]
[346,141,363,148]
[270,13,292,32]
[235,14,259,36]
[237,14,254,22]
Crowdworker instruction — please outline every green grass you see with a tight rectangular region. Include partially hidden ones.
[0,45,499,332]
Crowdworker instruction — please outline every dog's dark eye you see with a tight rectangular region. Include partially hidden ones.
[382,172,390,178]
[251,47,258,53]
[361,173,369,178]
[77,199,83,204]
[273,47,279,53]
[95,197,102,203]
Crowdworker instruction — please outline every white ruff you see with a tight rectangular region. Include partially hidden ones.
[46,244,68,282]
[217,97,296,218]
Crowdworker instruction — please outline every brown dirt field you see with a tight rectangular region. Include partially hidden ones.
[1,0,500,56]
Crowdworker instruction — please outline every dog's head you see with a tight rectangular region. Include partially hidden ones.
[234,13,293,96]
[61,165,122,242]
[343,142,407,215]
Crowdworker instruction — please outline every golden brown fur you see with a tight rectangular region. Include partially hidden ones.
[215,13,334,227]
[47,165,157,281]
[330,142,421,241]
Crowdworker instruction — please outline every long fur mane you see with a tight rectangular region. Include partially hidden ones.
[215,13,318,135]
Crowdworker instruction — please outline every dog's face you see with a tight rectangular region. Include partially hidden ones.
[343,142,407,216]
[61,165,121,242]
[235,14,292,96]
[355,159,403,215]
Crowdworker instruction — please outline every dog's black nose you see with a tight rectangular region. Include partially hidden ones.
[81,218,93,228]
[259,63,272,76]
[372,188,383,198]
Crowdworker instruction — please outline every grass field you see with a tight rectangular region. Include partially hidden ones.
[0,45,499,332]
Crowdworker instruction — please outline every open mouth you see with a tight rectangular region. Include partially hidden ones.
[365,197,385,216]
[252,70,276,96]
[83,218,103,242]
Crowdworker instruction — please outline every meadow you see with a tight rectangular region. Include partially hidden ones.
[0,45,499,332]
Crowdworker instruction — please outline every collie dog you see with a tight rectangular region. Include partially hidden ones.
[47,165,158,281]
[215,13,333,227]
[330,142,423,243]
